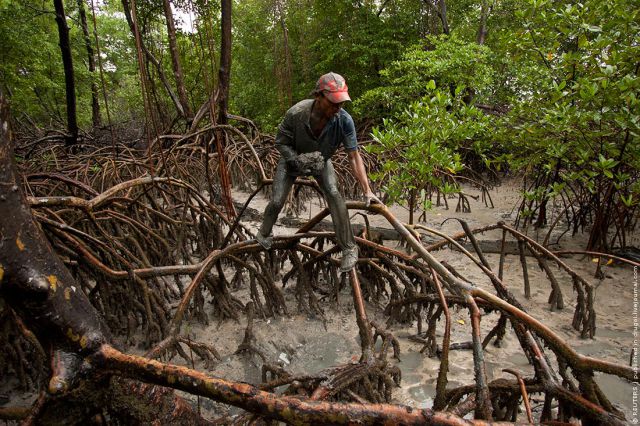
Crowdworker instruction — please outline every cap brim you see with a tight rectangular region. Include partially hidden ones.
[325,91,351,103]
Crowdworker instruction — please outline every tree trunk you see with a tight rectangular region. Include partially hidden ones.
[217,0,232,125]
[280,17,293,107]
[162,0,193,122]
[274,0,293,111]
[476,0,490,45]
[77,0,101,128]
[422,0,450,36]
[437,0,450,35]
[409,188,416,225]
[215,0,236,218]
[53,0,78,144]
[0,91,107,394]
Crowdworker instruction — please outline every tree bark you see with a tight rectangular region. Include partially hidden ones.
[422,0,450,35]
[95,345,492,426]
[476,0,490,45]
[274,0,293,110]
[31,378,212,425]
[162,0,193,122]
[53,0,78,144]
[217,0,232,125]
[215,0,236,218]
[0,90,107,394]
[77,0,101,128]
[437,0,450,35]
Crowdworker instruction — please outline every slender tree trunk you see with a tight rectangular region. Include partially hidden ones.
[215,0,236,218]
[146,58,169,127]
[409,189,416,225]
[53,0,78,144]
[77,0,101,128]
[437,0,450,35]
[464,0,491,104]
[476,0,490,45]
[422,0,449,35]
[162,0,193,122]
[275,0,293,110]
[217,0,232,125]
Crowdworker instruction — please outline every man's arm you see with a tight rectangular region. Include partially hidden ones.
[348,150,382,207]
[274,114,297,162]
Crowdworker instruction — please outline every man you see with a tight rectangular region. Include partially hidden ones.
[256,72,381,272]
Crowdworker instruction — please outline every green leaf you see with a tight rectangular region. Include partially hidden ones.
[620,194,634,207]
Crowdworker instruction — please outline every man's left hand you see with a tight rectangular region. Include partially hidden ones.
[365,192,382,207]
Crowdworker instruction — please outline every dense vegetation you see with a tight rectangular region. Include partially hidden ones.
[1,0,638,249]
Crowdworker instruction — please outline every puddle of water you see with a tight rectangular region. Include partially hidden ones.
[574,341,614,357]
[289,332,357,373]
[398,351,423,373]
[403,374,423,385]
[594,373,633,418]
[408,383,435,409]
[397,352,426,385]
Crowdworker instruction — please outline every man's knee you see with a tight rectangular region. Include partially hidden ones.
[324,186,343,201]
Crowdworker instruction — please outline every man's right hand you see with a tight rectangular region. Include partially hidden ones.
[286,157,310,175]
[286,158,300,173]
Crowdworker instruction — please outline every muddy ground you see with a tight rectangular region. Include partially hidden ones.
[173,178,637,421]
[2,178,636,422]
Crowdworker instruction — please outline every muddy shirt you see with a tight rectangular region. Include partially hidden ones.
[274,99,358,162]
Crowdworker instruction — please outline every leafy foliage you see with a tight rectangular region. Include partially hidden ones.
[368,84,494,214]
[496,0,640,248]
[0,0,146,128]
[353,34,493,120]
[359,34,497,216]
[1,2,69,125]
[232,0,425,129]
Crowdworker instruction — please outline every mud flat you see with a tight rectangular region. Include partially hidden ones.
[183,178,636,421]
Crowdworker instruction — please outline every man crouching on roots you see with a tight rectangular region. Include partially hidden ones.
[256,72,381,272]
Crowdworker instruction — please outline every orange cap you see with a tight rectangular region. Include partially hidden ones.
[316,72,351,103]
